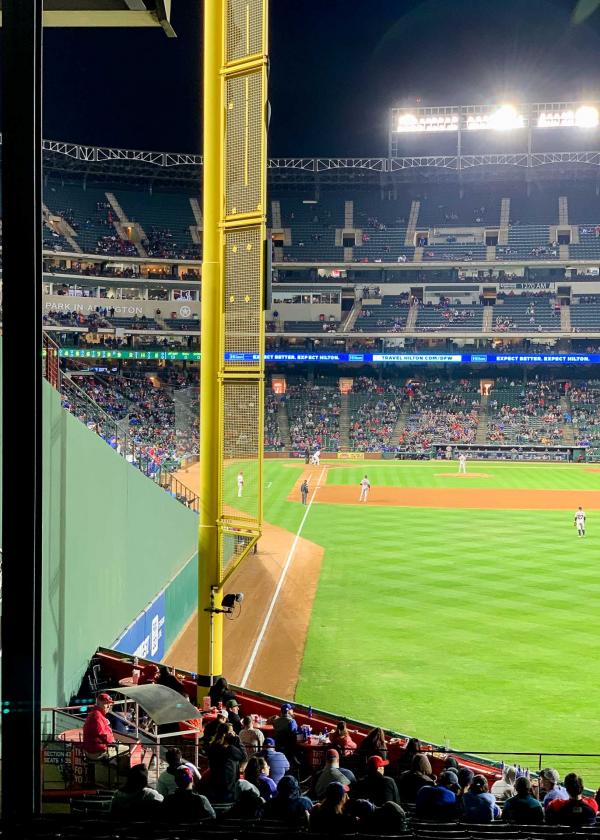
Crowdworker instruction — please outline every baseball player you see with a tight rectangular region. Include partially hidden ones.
[458,453,467,475]
[300,479,309,505]
[574,506,586,537]
[237,470,244,498]
[359,475,371,503]
[311,448,321,466]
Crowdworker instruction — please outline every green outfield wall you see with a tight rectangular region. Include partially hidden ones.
[41,380,198,707]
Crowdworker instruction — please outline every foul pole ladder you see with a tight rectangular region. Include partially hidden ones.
[198,0,268,687]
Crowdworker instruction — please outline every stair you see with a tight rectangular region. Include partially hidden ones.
[43,205,82,253]
[277,401,292,449]
[405,200,420,246]
[105,191,148,258]
[498,198,510,245]
[486,245,496,261]
[189,198,203,245]
[344,200,354,228]
[482,307,493,333]
[475,394,490,445]
[405,301,419,331]
[271,200,282,229]
[343,246,354,262]
[189,197,203,227]
[560,396,576,446]
[339,393,351,449]
[561,305,571,333]
[413,246,423,263]
[558,196,569,226]
[559,244,569,260]
[342,299,362,332]
[392,400,411,444]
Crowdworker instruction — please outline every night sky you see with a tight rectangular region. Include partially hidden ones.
[32,0,600,157]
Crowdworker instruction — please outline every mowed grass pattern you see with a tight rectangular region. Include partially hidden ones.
[259,461,600,757]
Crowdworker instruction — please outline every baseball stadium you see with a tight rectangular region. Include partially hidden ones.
[4,0,600,834]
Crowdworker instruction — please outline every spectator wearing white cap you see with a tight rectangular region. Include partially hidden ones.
[539,767,569,809]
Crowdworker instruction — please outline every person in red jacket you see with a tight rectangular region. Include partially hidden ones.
[83,693,116,758]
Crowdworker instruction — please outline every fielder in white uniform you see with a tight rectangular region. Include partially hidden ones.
[458,453,467,474]
[311,449,321,466]
[574,506,586,537]
[237,471,244,498]
[359,475,371,503]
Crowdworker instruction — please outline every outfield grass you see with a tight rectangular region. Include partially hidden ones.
[260,460,600,765]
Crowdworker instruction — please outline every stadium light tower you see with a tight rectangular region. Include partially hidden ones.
[388,99,600,163]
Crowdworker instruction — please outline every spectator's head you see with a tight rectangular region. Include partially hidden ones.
[444,755,460,770]
[122,763,149,793]
[280,702,294,717]
[244,756,263,785]
[539,767,561,791]
[503,765,517,786]
[515,776,533,797]
[335,720,349,737]
[242,715,253,729]
[412,754,432,775]
[367,755,389,776]
[264,737,276,750]
[469,774,489,794]
[226,699,240,714]
[210,722,230,746]
[213,676,229,694]
[165,747,183,768]
[174,766,194,791]
[438,770,460,793]
[458,767,474,791]
[323,781,349,811]
[96,692,113,714]
[346,798,375,820]
[564,773,584,799]
[372,801,406,832]
[362,726,386,751]
[143,664,160,683]
[326,748,340,767]
[277,775,301,800]
[405,737,422,757]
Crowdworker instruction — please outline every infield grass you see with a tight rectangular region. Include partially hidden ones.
[260,460,600,768]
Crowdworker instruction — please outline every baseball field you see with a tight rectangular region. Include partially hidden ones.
[175,458,600,764]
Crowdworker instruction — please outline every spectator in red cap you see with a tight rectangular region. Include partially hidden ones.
[356,755,401,806]
[82,693,117,758]
[310,781,356,834]
[162,766,216,821]
[314,748,357,799]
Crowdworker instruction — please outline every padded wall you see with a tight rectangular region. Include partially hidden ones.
[41,381,198,706]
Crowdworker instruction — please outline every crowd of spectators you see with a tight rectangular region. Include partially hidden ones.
[348,377,405,451]
[286,383,341,451]
[264,390,284,451]
[401,378,481,448]
[487,378,567,445]
[568,380,600,450]
[81,690,600,833]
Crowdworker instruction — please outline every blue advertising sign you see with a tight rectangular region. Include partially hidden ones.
[113,590,166,662]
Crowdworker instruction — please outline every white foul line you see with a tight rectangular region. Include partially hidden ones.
[240,466,326,688]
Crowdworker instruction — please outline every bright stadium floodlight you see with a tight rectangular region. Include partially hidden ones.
[575,104,599,128]
[397,113,418,132]
[488,104,524,131]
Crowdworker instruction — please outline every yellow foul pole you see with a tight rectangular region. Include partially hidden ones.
[197,0,224,686]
